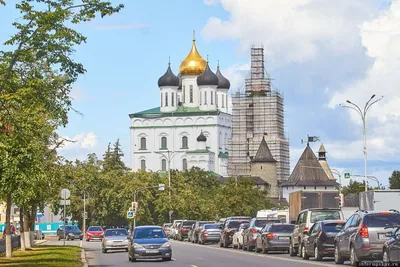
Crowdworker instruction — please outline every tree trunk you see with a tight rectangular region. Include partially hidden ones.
[5,192,12,258]
[29,206,36,247]
[23,211,31,249]
[20,206,26,251]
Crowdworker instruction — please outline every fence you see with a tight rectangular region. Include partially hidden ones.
[0,235,21,255]
[0,222,74,235]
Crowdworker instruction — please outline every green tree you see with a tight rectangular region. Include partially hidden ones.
[341,180,374,196]
[389,171,400,189]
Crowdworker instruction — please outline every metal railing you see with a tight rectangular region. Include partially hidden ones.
[0,235,21,255]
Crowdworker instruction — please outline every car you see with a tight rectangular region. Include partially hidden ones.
[198,223,221,244]
[189,221,214,243]
[220,217,251,248]
[171,220,183,240]
[162,223,172,237]
[242,217,282,251]
[383,225,400,263]
[128,225,172,262]
[232,223,249,249]
[176,220,196,241]
[86,226,104,242]
[255,223,294,253]
[57,225,83,240]
[102,228,129,253]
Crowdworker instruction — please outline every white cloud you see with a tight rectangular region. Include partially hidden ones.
[202,0,378,67]
[58,132,98,150]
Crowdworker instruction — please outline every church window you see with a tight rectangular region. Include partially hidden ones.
[182,159,187,170]
[161,93,163,107]
[211,91,214,104]
[200,91,202,105]
[219,132,222,149]
[140,159,146,170]
[216,93,218,107]
[140,137,146,150]
[177,95,181,104]
[165,93,168,107]
[226,94,228,109]
[172,92,175,106]
[222,94,225,108]
[204,91,207,104]
[161,159,167,171]
[182,136,188,149]
[190,85,193,103]
[183,86,186,103]
[161,137,167,149]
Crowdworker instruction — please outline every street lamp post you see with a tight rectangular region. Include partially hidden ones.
[340,95,383,192]
[133,184,165,229]
[155,150,182,223]
[330,169,342,195]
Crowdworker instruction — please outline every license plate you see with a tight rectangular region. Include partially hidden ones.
[279,237,289,240]
[378,234,387,240]
[146,249,159,253]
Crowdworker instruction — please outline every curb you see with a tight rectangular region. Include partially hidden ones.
[81,248,88,267]
[34,240,48,245]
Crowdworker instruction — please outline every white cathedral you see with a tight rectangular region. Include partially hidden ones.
[129,34,232,176]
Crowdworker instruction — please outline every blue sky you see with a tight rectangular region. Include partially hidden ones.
[1,0,399,188]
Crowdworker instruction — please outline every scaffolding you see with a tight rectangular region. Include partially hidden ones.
[228,45,290,182]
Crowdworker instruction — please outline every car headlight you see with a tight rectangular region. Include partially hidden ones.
[161,242,171,248]
[133,243,144,248]
[106,240,113,245]
[123,239,129,243]
[87,233,92,236]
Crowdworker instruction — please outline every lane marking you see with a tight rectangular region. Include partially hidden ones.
[172,258,177,261]
[190,265,198,267]
[171,241,333,267]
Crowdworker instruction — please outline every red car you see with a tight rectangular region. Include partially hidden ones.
[86,226,104,241]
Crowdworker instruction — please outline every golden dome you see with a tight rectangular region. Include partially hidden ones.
[179,32,207,76]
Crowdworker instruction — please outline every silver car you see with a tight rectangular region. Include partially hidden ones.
[102,228,129,253]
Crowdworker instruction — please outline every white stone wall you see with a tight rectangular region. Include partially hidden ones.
[160,86,178,113]
[181,76,199,108]
[199,85,217,111]
[217,89,229,114]
[281,185,336,202]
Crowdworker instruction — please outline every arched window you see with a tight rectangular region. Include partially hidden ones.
[200,91,202,105]
[140,159,146,170]
[216,93,218,107]
[224,133,228,151]
[140,137,146,150]
[161,137,167,149]
[222,94,225,108]
[165,93,168,107]
[219,132,222,149]
[182,159,187,170]
[182,136,188,149]
[172,92,175,106]
[177,95,181,104]
[204,91,207,104]
[211,91,214,104]
[226,94,228,109]
[161,93,163,107]
[183,86,186,103]
[161,159,167,171]
[190,85,193,103]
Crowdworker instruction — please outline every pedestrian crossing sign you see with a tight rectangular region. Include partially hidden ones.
[343,172,352,180]
[127,211,135,219]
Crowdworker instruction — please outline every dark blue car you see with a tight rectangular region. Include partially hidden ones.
[128,225,172,262]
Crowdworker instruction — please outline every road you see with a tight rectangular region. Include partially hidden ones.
[82,239,343,267]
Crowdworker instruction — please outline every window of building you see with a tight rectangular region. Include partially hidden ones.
[140,137,146,150]
[222,94,225,108]
[140,159,146,170]
[161,137,167,149]
[325,186,327,189]
[171,92,175,106]
[211,91,214,104]
[200,91,202,105]
[183,86,185,103]
[304,186,307,190]
[219,132,222,149]
[189,85,193,103]
[216,93,218,107]
[182,159,187,170]
[165,92,168,107]
[182,136,188,149]
[177,95,181,104]
[161,93,163,107]
[204,91,207,104]
[161,159,167,171]
[226,94,228,109]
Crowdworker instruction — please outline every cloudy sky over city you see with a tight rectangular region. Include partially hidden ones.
[1,0,399,187]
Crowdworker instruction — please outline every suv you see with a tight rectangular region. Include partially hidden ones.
[242,217,281,251]
[176,220,196,241]
[334,210,400,266]
[220,216,251,248]
[289,208,344,257]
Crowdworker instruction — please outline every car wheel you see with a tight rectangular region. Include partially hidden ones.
[314,245,322,261]
[350,246,360,267]
[383,249,390,263]
[262,243,268,254]
[289,241,297,257]
[58,236,61,241]
[334,244,345,264]
[301,244,309,260]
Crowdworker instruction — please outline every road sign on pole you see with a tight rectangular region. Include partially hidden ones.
[60,188,71,199]
[158,184,165,191]
[127,211,134,219]
[343,172,352,180]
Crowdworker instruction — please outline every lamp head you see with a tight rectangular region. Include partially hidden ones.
[346,100,351,104]
[371,94,376,99]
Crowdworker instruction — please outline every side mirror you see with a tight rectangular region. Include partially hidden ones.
[386,232,394,238]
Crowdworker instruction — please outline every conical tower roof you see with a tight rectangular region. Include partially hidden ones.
[252,137,276,163]
[158,60,179,87]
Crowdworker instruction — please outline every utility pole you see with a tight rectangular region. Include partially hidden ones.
[83,194,86,241]
[133,184,165,229]
[340,95,383,192]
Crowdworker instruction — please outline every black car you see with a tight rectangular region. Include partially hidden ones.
[301,220,345,260]
[383,226,400,263]
[57,225,83,240]
[220,218,250,248]
[128,226,171,262]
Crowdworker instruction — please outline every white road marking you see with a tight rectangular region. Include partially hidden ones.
[190,265,198,267]
[80,240,83,247]
[171,240,333,267]
[172,258,177,261]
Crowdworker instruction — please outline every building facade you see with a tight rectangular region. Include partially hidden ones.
[129,34,232,175]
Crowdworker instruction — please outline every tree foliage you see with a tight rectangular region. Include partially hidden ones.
[389,171,400,189]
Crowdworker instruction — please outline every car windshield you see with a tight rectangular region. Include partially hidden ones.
[182,221,196,227]
[204,224,220,229]
[134,228,166,239]
[105,229,128,236]
[163,223,172,227]
[310,211,341,223]
[65,226,78,231]
[255,220,269,228]
[227,221,248,228]
[88,227,102,231]
[366,213,400,227]
[270,225,294,233]
[324,222,344,232]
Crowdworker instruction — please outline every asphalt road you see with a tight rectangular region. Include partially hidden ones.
[82,239,343,267]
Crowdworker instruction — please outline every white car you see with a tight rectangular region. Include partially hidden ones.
[232,223,249,249]
[171,220,183,240]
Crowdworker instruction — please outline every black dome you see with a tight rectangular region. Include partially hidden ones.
[158,64,179,87]
[197,131,207,142]
[196,63,219,86]
[216,66,230,89]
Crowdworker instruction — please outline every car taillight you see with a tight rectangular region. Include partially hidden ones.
[163,227,165,231]
[267,233,276,239]
[360,225,368,238]
[182,228,186,232]
[250,229,257,233]
[304,227,309,231]
[203,230,208,234]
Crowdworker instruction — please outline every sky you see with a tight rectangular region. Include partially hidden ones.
[1,0,399,188]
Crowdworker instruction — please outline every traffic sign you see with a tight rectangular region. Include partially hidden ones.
[60,199,71,205]
[158,184,165,191]
[37,213,43,218]
[60,188,71,199]
[127,211,135,219]
[343,172,352,180]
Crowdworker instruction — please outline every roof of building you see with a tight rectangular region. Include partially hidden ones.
[129,106,228,118]
[197,131,207,142]
[217,176,269,186]
[318,144,327,153]
[251,137,277,163]
[216,64,230,89]
[186,149,213,154]
[319,160,335,180]
[197,62,219,86]
[218,152,228,158]
[344,193,359,207]
[158,63,179,87]
[280,144,338,186]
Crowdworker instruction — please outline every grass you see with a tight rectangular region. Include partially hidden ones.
[0,245,82,267]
